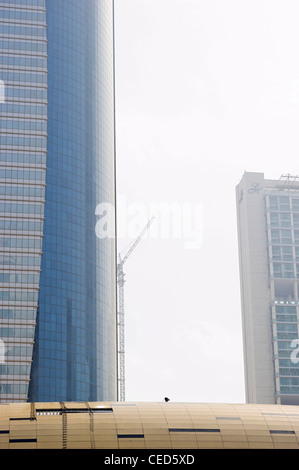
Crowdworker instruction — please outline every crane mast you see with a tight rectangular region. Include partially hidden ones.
[117,217,154,402]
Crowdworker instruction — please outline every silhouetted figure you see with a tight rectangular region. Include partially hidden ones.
[164,397,170,402]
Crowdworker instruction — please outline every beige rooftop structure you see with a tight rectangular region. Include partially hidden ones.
[1,401,299,449]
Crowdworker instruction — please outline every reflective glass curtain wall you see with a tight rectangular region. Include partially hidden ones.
[0,0,117,403]
[266,193,299,403]
[0,0,47,402]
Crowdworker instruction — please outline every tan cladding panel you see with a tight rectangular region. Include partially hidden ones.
[0,402,298,448]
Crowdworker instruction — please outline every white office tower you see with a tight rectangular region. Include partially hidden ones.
[236,172,299,405]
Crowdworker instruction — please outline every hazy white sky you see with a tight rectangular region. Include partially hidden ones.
[114,0,299,403]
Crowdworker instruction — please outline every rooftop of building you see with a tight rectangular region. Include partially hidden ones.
[1,401,299,449]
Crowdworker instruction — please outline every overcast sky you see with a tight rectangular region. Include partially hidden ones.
[113,0,299,404]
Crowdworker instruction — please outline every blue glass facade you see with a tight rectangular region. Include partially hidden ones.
[266,193,299,403]
[0,0,117,403]
[0,0,47,402]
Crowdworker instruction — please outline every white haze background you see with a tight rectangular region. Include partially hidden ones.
[114,0,299,403]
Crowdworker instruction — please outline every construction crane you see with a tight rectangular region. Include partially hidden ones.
[117,216,155,402]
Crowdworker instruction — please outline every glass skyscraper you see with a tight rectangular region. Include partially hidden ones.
[0,0,117,403]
